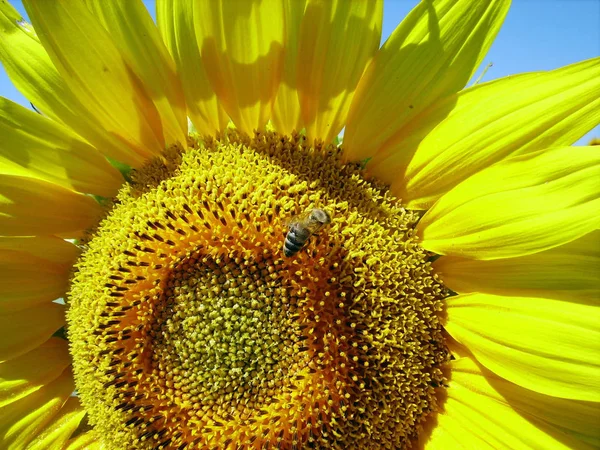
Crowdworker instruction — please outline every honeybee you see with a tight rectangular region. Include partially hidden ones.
[283,208,331,257]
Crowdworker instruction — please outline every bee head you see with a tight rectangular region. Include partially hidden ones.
[310,208,331,225]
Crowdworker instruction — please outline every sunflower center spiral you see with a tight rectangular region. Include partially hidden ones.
[68,131,449,449]
[150,253,306,409]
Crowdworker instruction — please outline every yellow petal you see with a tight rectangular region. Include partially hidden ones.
[0,235,79,264]
[22,0,165,162]
[0,98,123,198]
[0,302,65,362]
[422,356,597,449]
[0,2,146,167]
[64,431,104,450]
[0,236,79,311]
[486,369,600,448]
[297,0,382,143]
[379,58,600,209]
[157,0,229,136]
[418,146,600,259]
[433,231,600,303]
[26,397,86,450]
[0,175,103,237]
[0,0,72,127]
[84,0,188,148]
[343,0,510,162]
[0,367,74,450]
[0,338,71,408]
[271,0,307,134]
[194,0,284,135]
[445,293,600,401]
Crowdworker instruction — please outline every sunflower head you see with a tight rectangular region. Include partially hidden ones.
[68,131,448,449]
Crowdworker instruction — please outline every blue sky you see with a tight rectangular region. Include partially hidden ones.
[1,0,599,143]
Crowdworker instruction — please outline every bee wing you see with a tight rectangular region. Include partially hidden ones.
[285,210,312,229]
[304,219,325,234]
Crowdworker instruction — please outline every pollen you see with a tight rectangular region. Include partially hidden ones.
[67,131,449,449]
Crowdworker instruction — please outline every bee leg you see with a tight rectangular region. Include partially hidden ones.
[305,235,320,253]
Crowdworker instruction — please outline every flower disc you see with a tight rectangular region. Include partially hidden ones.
[68,132,448,449]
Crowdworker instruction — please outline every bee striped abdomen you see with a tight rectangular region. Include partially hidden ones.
[283,226,310,257]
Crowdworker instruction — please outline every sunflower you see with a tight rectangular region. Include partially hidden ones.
[1,0,599,449]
